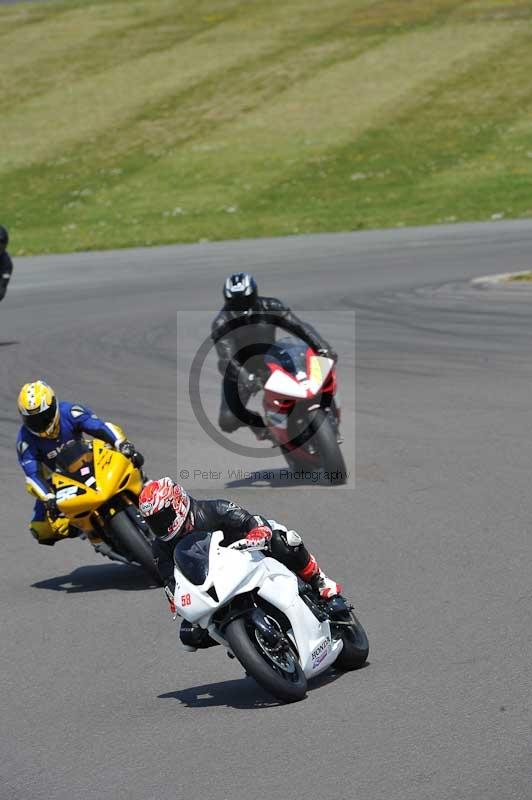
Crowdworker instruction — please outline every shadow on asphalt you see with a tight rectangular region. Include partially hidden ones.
[226,467,345,489]
[32,563,159,593]
[0,340,18,347]
[158,668,351,709]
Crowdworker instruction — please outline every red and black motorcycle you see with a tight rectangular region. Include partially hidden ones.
[261,338,347,485]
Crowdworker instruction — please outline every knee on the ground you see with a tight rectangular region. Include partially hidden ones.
[29,519,55,543]
[218,412,241,433]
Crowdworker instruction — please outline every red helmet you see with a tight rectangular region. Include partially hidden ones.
[139,478,190,541]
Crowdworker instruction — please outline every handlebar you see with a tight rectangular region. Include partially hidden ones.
[228,539,268,552]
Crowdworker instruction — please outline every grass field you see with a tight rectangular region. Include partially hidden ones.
[2,0,532,254]
[509,272,532,280]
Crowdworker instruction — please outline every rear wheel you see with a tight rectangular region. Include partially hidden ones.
[225,616,307,703]
[108,509,161,584]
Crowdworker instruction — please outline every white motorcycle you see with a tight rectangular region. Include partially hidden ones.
[171,527,369,703]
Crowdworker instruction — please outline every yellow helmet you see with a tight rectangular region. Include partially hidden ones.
[17,381,60,438]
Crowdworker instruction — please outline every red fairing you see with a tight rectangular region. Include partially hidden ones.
[263,351,337,416]
[322,367,337,397]
[263,394,295,414]
[261,347,340,464]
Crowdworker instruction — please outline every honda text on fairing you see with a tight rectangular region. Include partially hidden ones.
[169,525,368,703]
[259,337,346,483]
[33,438,160,581]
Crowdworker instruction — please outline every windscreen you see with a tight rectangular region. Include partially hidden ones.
[54,440,94,479]
[173,531,212,586]
[265,337,309,376]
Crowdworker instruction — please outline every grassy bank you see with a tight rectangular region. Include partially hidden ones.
[1,0,532,254]
[509,272,532,281]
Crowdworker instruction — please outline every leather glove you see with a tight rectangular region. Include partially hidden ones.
[244,372,263,395]
[119,440,144,467]
[164,585,177,615]
[245,525,272,549]
[317,347,338,363]
[43,496,60,521]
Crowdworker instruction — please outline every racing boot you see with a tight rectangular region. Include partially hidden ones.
[249,416,272,442]
[252,425,272,442]
[179,620,218,652]
[297,554,342,600]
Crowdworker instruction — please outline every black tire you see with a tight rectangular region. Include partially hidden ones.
[334,612,369,670]
[108,509,161,584]
[285,408,347,485]
[225,616,307,703]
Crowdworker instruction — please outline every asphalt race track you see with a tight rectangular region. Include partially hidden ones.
[2,220,532,800]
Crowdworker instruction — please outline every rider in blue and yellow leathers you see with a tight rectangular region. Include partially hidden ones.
[16,380,143,545]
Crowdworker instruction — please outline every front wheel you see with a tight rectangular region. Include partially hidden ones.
[333,611,369,670]
[225,616,307,703]
[107,509,161,584]
[285,408,347,485]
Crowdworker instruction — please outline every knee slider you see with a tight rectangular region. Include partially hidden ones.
[219,415,240,433]
[29,519,58,545]
[29,521,48,541]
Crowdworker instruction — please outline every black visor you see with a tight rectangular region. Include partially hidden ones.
[23,397,58,434]
[148,504,182,539]
[225,292,256,310]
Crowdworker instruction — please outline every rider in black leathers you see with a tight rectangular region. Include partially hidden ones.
[139,478,341,651]
[211,273,336,437]
[0,227,13,303]
[151,497,313,592]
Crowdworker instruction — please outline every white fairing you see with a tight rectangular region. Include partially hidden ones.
[173,530,343,679]
[264,370,308,398]
[264,355,333,399]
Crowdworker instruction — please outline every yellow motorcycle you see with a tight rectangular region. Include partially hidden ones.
[42,438,160,582]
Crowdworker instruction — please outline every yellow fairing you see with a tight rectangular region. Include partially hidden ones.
[309,356,324,387]
[48,439,143,532]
